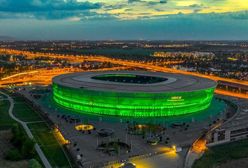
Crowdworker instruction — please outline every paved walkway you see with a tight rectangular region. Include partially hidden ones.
[184,150,203,168]
[0,91,52,168]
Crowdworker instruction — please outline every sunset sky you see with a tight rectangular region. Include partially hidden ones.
[0,0,248,40]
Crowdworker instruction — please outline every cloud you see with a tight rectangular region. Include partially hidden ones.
[189,4,203,8]
[0,0,248,21]
[127,0,167,5]
[169,10,248,20]
[229,10,248,20]
[160,0,167,4]
[128,0,142,3]
[0,0,103,19]
[0,0,102,12]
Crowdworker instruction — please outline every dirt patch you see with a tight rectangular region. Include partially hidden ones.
[218,158,248,168]
[0,130,28,168]
[0,130,13,158]
[0,160,28,168]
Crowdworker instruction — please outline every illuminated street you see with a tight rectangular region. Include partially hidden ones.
[0,48,247,99]
[105,149,184,168]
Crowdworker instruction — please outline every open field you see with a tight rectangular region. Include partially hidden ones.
[11,94,72,168]
[12,96,42,122]
[193,139,248,168]
[1,90,72,168]
[0,99,14,129]
[28,122,71,168]
[0,91,31,168]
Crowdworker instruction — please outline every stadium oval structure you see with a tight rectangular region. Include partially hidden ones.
[52,71,216,117]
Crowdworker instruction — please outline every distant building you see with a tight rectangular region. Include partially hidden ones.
[217,81,248,95]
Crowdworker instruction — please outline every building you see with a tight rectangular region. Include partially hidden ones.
[52,71,216,117]
[208,99,248,146]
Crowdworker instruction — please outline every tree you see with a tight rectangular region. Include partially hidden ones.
[28,159,43,168]
[5,149,22,161]
[11,124,25,148]
[22,138,35,158]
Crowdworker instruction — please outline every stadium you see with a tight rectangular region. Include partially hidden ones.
[52,71,216,117]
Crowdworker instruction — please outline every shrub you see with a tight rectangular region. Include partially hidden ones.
[8,124,36,160]
[11,124,25,148]
[5,149,22,161]
[28,159,43,168]
[22,138,35,158]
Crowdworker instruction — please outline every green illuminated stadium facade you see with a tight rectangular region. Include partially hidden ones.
[52,71,216,117]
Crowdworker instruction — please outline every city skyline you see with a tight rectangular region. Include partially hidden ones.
[0,0,248,40]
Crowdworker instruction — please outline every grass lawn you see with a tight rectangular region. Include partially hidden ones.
[12,96,42,122]
[193,139,248,168]
[0,98,15,130]
[1,91,71,167]
[0,91,43,166]
[28,122,71,168]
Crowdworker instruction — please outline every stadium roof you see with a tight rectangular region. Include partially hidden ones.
[52,71,216,93]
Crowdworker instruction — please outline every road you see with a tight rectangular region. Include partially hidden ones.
[0,90,52,168]
[0,48,247,99]
[0,67,130,87]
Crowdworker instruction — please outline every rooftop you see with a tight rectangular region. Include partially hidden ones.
[52,71,217,93]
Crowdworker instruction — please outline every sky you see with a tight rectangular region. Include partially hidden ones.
[0,0,248,40]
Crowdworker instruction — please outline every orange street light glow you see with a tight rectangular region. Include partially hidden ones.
[0,48,247,99]
[75,124,94,131]
[54,128,70,145]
